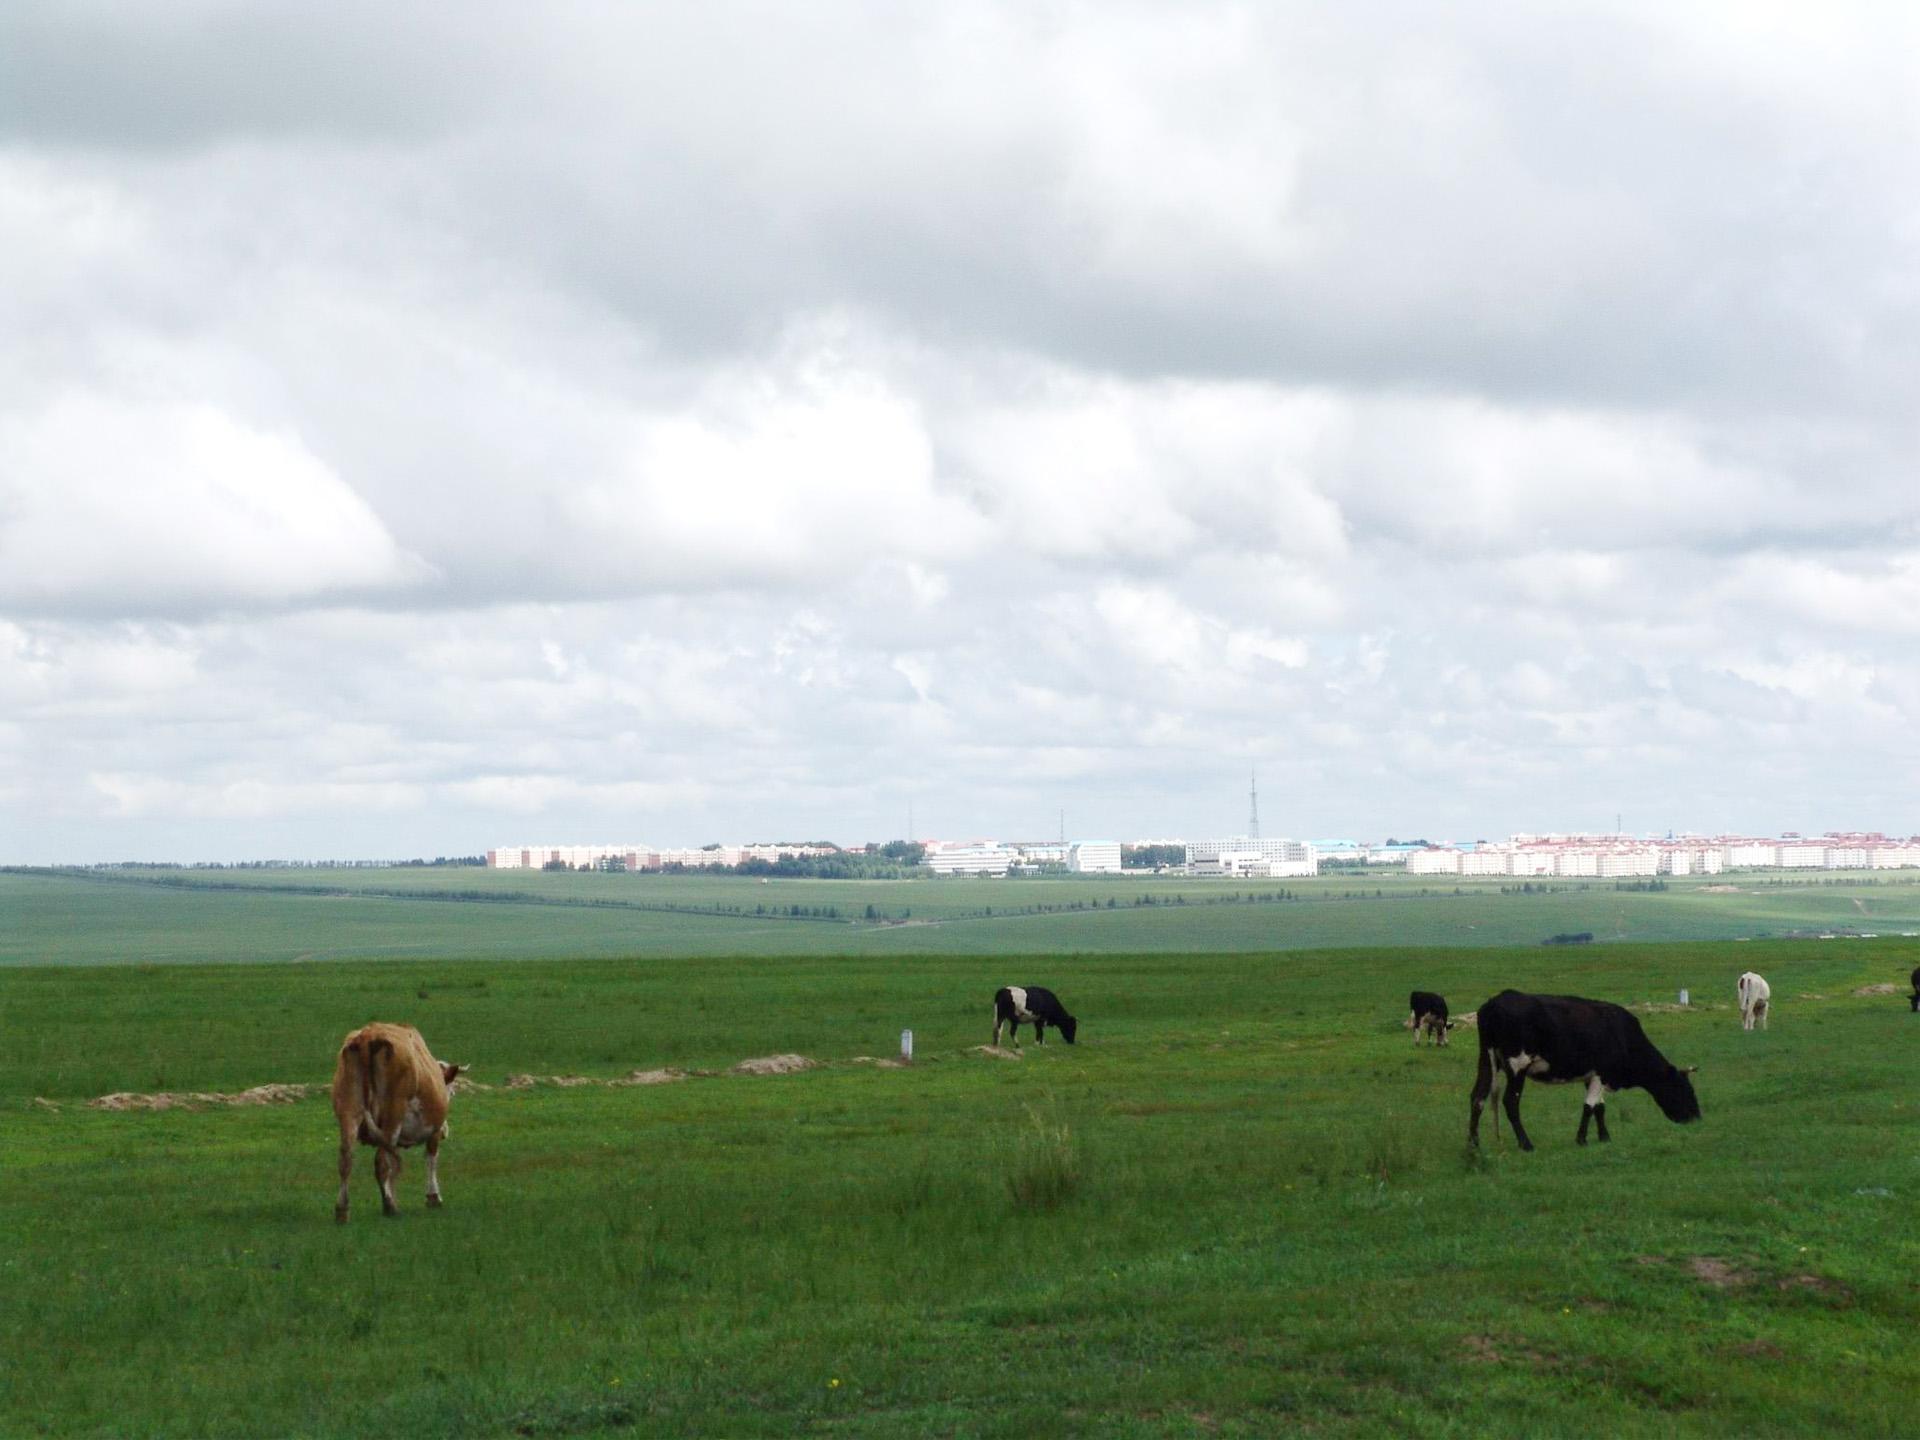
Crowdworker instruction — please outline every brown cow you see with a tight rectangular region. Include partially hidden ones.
[331,1023,464,1222]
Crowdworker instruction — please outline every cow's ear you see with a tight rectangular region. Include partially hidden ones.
[442,1062,467,1083]
[1681,1065,1699,1075]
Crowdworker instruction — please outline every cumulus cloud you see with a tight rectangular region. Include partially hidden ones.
[0,397,429,615]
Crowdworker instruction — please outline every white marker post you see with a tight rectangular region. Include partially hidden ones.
[1679,988,1689,1007]
[900,1029,914,1064]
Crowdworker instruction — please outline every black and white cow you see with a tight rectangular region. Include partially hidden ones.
[1909,966,1920,1013]
[1407,990,1454,1046]
[1468,989,1700,1151]
[992,985,1078,1047]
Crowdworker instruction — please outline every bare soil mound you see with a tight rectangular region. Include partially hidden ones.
[971,1044,1024,1060]
[730,1054,816,1076]
[91,1082,321,1112]
[1852,982,1903,996]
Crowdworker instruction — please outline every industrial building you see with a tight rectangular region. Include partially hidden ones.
[1184,837,1318,878]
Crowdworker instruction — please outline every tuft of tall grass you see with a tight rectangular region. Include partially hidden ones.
[1006,1096,1082,1213]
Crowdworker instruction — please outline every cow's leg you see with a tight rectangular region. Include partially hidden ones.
[1759,1001,1768,1031]
[1577,1075,1603,1145]
[1410,1011,1420,1046]
[1008,1018,1020,1049]
[1034,1020,1046,1045]
[992,1012,1004,1046]
[425,1129,444,1208]
[335,1130,356,1222]
[1437,1021,1448,1048]
[375,1145,401,1216]
[1468,1047,1493,1146]
[1503,1072,1533,1152]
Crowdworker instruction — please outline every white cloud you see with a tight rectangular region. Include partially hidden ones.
[0,397,428,614]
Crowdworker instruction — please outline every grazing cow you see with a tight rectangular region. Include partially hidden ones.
[1408,990,1454,1046]
[331,1023,464,1222]
[1737,971,1771,1031]
[1910,966,1920,1013]
[1468,990,1699,1151]
[992,985,1078,1047]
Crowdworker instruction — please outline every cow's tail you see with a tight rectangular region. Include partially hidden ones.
[340,1031,394,1137]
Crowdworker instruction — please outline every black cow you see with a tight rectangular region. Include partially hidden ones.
[1469,989,1700,1151]
[992,985,1077,1047]
[1408,990,1453,1046]
[1910,966,1920,1013]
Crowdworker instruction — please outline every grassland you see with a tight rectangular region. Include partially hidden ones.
[5,927,1920,1437]
[7,864,1920,966]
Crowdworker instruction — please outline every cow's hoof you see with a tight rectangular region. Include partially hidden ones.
[1518,1140,1535,1153]
[1576,1135,1588,1146]
[426,1193,443,1208]
[335,1209,349,1224]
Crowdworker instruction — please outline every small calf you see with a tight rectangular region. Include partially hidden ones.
[1408,990,1454,1046]
[992,985,1078,1047]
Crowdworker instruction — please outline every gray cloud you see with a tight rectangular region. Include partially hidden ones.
[1,2,1916,860]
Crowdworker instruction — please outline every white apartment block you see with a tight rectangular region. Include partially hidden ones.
[1398,833,1917,880]
[923,842,1015,876]
[1597,848,1660,878]
[1068,841,1123,874]
[488,842,836,871]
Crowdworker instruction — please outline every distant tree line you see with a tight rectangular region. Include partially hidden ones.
[1122,844,1185,869]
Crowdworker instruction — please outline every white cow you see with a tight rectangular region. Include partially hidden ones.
[1737,971,1771,1031]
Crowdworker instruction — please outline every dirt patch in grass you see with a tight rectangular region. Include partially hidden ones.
[1687,1257,1752,1289]
[1462,1334,1549,1368]
[90,1082,322,1112]
[1632,1255,1666,1268]
[849,1056,909,1068]
[1852,983,1903,996]
[730,1053,816,1076]
[1777,1273,1852,1300]
[615,1068,688,1085]
[504,1074,600,1089]
[971,1045,1024,1060]
[1454,1012,1477,1028]
[504,1068,690,1089]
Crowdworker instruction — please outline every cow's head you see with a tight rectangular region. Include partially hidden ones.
[1647,1062,1701,1123]
[1058,1015,1078,1044]
[441,1062,468,1087]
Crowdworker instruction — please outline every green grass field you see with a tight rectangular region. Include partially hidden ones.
[7,865,1920,966]
[5,918,1920,1436]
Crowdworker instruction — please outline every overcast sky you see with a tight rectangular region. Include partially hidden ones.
[2,2,1917,863]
